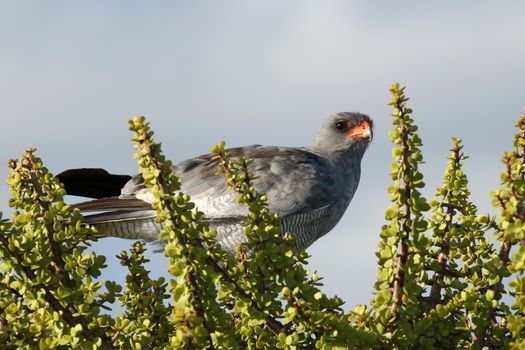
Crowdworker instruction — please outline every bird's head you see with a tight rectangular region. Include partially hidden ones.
[310,112,373,159]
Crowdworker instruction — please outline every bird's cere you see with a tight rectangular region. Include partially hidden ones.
[346,121,372,141]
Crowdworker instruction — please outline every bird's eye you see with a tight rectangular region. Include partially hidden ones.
[335,121,347,132]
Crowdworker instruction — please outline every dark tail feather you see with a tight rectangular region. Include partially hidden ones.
[73,197,152,212]
[56,168,132,199]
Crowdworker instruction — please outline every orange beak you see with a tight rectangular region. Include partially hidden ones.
[346,121,372,141]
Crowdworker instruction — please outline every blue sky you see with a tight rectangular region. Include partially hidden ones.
[1,1,524,309]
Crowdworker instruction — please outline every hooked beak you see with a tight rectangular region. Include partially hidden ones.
[346,121,373,141]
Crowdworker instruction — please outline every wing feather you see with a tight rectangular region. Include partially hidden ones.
[118,145,337,220]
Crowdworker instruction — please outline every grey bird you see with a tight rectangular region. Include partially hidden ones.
[57,112,373,253]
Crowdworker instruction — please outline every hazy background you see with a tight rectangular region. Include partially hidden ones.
[1,1,523,310]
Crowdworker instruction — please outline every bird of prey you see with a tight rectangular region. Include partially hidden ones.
[57,112,373,253]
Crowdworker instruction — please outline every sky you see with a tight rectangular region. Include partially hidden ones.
[0,1,524,310]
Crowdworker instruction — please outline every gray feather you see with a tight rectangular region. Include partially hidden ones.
[73,112,373,252]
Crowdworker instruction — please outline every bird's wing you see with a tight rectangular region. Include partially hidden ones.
[114,145,338,220]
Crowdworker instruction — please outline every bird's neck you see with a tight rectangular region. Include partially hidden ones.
[307,145,364,180]
[309,141,365,163]
[334,150,363,178]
